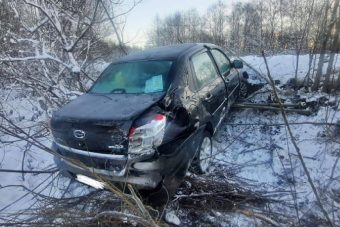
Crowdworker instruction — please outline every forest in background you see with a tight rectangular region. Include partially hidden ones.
[148,0,340,92]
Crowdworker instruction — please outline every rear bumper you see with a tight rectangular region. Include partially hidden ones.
[52,142,163,189]
[55,155,162,189]
[52,127,204,189]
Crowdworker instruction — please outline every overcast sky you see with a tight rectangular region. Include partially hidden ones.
[121,0,225,47]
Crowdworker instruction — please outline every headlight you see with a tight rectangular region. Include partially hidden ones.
[128,114,166,155]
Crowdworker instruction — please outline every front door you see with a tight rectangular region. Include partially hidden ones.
[190,51,227,128]
[210,49,240,109]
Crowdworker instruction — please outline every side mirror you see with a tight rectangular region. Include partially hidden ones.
[232,60,243,69]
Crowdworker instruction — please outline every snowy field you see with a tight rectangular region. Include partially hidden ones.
[0,54,339,226]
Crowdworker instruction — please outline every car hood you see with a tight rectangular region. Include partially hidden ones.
[53,92,165,122]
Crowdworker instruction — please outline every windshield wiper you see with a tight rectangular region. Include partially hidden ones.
[110,88,127,94]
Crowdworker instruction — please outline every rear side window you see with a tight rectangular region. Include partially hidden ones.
[211,49,231,76]
[191,52,218,89]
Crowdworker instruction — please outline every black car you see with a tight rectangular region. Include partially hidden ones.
[51,43,247,196]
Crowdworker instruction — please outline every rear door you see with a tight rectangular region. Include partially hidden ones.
[210,49,240,109]
[190,51,227,128]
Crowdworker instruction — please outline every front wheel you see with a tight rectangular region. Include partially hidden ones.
[190,131,212,174]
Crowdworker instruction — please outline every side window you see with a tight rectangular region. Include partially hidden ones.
[211,49,231,76]
[191,52,218,89]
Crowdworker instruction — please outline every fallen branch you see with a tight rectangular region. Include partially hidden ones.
[226,122,340,127]
[233,103,312,115]
[235,102,305,108]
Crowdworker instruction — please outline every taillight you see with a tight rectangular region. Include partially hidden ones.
[128,114,166,155]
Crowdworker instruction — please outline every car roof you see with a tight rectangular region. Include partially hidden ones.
[114,43,218,63]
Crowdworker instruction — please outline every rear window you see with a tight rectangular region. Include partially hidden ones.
[90,61,173,94]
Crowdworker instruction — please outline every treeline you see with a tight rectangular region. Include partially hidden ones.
[148,0,340,92]
[148,0,340,55]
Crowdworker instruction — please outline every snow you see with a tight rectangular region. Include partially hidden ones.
[207,54,340,225]
[0,88,91,215]
[165,210,181,225]
[0,53,339,225]
[242,54,340,84]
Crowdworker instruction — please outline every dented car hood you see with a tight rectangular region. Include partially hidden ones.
[53,92,165,121]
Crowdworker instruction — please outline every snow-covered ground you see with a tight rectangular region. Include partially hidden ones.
[170,54,340,226]
[0,54,339,226]
[243,53,340,84]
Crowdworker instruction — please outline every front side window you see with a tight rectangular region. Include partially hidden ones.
[191,52,218,89]
[211,49,231,76]
[90,61,173,94]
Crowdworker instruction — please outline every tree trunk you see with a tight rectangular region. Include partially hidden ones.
[312,1,331,91]
[322,0,340,92]
[304,50,314,87]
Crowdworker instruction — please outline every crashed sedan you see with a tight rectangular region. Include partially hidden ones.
[50,43,247,196]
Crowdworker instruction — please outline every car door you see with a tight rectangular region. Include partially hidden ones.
[190,51,227,129]
[210,49,240,109]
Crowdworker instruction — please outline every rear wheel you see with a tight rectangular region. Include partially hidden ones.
[191,131,212,174]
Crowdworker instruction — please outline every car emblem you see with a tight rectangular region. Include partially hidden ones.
[73,129,86,139]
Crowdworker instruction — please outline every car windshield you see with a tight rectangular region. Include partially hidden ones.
[90,60,173,94]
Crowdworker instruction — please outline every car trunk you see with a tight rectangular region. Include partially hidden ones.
[51,93,164,155]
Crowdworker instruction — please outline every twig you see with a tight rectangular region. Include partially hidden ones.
[99,0,127,55]
[21,140,31,181]
[0,168,58,174]
[128,184,158,227]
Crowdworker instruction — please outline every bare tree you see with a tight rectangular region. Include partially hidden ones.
[322,0,340,92]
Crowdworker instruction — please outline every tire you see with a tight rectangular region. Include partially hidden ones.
[239,80,249,99]
[190,131,212,174]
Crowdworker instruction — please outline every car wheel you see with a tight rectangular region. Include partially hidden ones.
[191,131,212,174]
[239,81,249,99]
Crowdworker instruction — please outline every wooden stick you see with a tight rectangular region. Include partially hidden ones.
[235,102,305,108]
[233,104,312,115]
